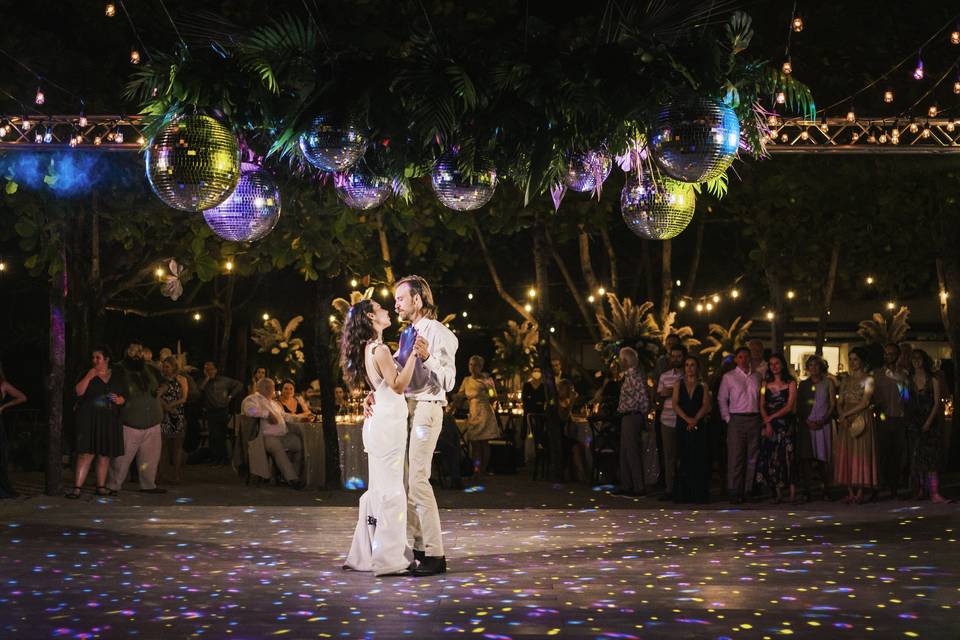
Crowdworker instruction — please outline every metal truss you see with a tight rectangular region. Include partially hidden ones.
[0,114,145,151]
[765,116,960,154]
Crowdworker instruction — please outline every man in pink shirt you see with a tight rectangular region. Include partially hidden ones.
[717,347,762,503]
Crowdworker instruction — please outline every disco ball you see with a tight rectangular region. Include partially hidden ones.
[202,164,281,242]
[650,97,740,183]
[620,172,696,240]
[431,152,497,211]
[563,149,613,192]
[335,164,391,210]
[146,115,240,211]
[298,114,367,172]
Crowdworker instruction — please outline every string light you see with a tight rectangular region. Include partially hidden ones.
[786,290,795,299]
[913,53,924,80]
[883,90,894,103]
[467,293,474,300]
[922,127,932,138]
[705,302,714,311]
[467,323,473,329]
[712,294,720,303]
[846,108,856,122]
[940,291,949,304]
[34,88,45,105]
[678,300,687,309]
[792,16,803,32]
[130,49,141,65]
[114,131,123,143]
[928,105,938,117]
[766,311,775,320]
[675,279,681,287]
[954,81,960,95]
[866,276,874,285]
[21,119,31,131]
[105,3,116,17]
[0,126,6,137]
[34,132,42,144]
[94,135,102,145]
[886,301,896,310]
[155,266,164,278]
[695,303,704,313]
[380,287,388,298]
[262,313,270,321]
[524,303,532,313]
[78,115,87,127]
[549,326,556,333]
[43,128,52,143]
[782,59,792,75]
[527,288,537,299]
[461,311,468,318]
[731,289,739,298]
[193,312,202,321]
[328,314,336,323]
[909,122,919,133]
[137,135,146,146]
[776,91,786,105]
[879,133,888,144]
[224,260,234,272]
[952,30,960,45]
[0,261,6,272]
[587,295,595,303]
[349,278,358,287]
[597,287,606,296]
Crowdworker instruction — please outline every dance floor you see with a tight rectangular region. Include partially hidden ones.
[1,477,958,639]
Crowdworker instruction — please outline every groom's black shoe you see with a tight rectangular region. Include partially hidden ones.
[413,549,426,563]
[413,555,446,576]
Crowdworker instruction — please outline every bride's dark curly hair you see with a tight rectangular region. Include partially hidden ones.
[339,299,377,391]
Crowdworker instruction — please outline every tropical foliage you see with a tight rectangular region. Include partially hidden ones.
[857,306,911,345]
[492,320,539,392]
[251,315,306,378]
[700,316,753,362]
[595,294,662,371]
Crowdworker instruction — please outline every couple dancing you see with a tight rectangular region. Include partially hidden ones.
[339,275,458,577]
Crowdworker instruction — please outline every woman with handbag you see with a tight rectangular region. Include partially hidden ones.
[834,347,879,504]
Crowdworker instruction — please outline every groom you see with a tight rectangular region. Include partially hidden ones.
[377,275,457,576]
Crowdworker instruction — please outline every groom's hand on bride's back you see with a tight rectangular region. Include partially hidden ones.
[363,391,375,418]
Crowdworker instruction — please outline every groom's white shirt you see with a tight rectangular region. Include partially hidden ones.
[404,317,458,404]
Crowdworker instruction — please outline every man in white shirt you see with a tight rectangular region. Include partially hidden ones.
[717,346,762,503]
[241,378,305,490]
[656,344,685,499]
[395,275,457,576]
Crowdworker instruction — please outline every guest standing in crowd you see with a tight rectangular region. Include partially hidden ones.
[522,367,546,416]
[158,356,189,485]
[249,366,267,395]
[200,361,244,465]
[797,355,835,501]
[556,376,585,482]
[0,362,27,498]
[654,334,682,380]
[656,344,685,499]
[672,355,712,503]
[872,343,909,498]
[758,353,798,503]
[718,347,762,504]
[109,343,166,494]
[457,356,500,477]
[834,347,878,504]
[241,378,305,489]
[748,339,768,378]
[279,380,314,420]
[591,361,622,420]
[613,347,649,496]
[906,349,949,502]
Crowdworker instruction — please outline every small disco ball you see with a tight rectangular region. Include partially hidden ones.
[431,152,497,211]
[146,115,240,211]
[620,172,696,240]
[335,163,391,210]
[298,114,367,172]
[563,149,613,192]
[650,97,740,183]
[202,164,281,242]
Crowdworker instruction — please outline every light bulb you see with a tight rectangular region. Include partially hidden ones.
[461,311,468,318]
[467,323,473,330]
[800,130,809,140]
[598,287,606,296]
[879,133,888,144]
[846,109,856,122]
[94,136,102,145]
[792,16,803,32]
[948,123,956,133]
[349,278,358,287]
[940,291,949,303]
[0,262,5,272]
[155,267,164,278]
[130,49,141,64]
[776,91,786,105]
[380,287,388,298]
[0,126,7,137]
[467,293,474,300]
[528,288,536,298]
[851,132,859,142]
[328,315,336,323]
[43,130,52,143]
[929,105,938,117]
[675,279,681,287]
[768,115,779,127]
[955,81,960,95]
[923,127,931,138]
[914,58,924,80]
[137,135,146,146]
[225,260,234,271]
[712,294,720,303]
[678,300,686,309]
[766,311,775,320]
[21,119,31,131]
[262,313,270,321]
[782,60,792,75]
[105,3,116,17]
[786,290,795,299]
[909,122,919,133]
[819,122,829,133]
[883,90,894,103]
[706,302,714,311]
[34,89,44,105]
[866,276,874,285]
[695,303,704,313]
[78,115,87,127]
[34,132,42,144]
[114,131,124,143]
[587,295,595,303]
[952,31,960,45]
[549,326,556,334]
[524,303,532,313]
[731,289,740,299]
[887,301,896,310]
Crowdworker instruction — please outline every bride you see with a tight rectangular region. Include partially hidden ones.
[340,298,418,576]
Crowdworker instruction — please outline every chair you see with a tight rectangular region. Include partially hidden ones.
[527,413,548,480]
[589,416,620,484]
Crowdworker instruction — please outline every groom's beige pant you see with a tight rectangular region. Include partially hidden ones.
[406,399,445,557]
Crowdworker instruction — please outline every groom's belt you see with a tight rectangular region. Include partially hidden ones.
[407,398,443,403]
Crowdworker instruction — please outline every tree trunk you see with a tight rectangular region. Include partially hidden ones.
[314,279,340,487]
[599,226,619,292]
[534,217,562,482]
[660,239,673,325]
[472,218,535,322]
[46,262,67,496]
[815,239,841,356]
[217,277,236,374]
[544,227,599,341]
[578,225,601,294]
[681,214,705,299]
[375,213,395,287]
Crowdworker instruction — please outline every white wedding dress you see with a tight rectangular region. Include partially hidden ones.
[343,342,414,576]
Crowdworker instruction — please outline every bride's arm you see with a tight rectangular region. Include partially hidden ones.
[373,344,418,394]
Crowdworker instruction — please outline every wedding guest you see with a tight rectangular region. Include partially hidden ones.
[200,361,244,465]
[747,339,768,378]
[907,349,949,502]
[556,377,586,482]
[718,347,762,503]
[656,345,685,499]
[612,347,650,496]
[758,353,798,503]
[835,347,878,505]
[279,379,314,420]
[655,334,682,379]
[158,356,189,485]
[249,366,267,395]
[142,346,158,371]
[672,356,711,503]
[0,362,27,498]
[108,343,166,494]
[522,367,546,415]
[797,355,835,501]
[873,343,909,498]
[242,379,305,489]
[457,356,500,476]
[592,361,622,419]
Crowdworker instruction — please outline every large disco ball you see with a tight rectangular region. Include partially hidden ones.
[650,97,740,183]
[335,164,391,210]
[146,115,240,211]
[563,149,613,192]
[431,152,497,211]
[298,114,366,172]
[202,164,281,242]
[620,172,696,240]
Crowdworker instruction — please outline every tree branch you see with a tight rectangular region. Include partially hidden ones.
[471,217,534,322]
[682,214,705,298]
[375,212,395,286]
[599,225,618,292]
[544,226,599,341]
[104,303,218,318]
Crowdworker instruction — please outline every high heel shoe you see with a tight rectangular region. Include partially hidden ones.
[64,486,82,499]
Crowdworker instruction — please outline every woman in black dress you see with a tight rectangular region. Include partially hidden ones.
[0,362,28,498]
[672,356,712,503]
[758,353,798,503]
[67,346,126,498]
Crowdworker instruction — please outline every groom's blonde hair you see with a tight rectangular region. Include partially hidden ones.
[395,275,437,320]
